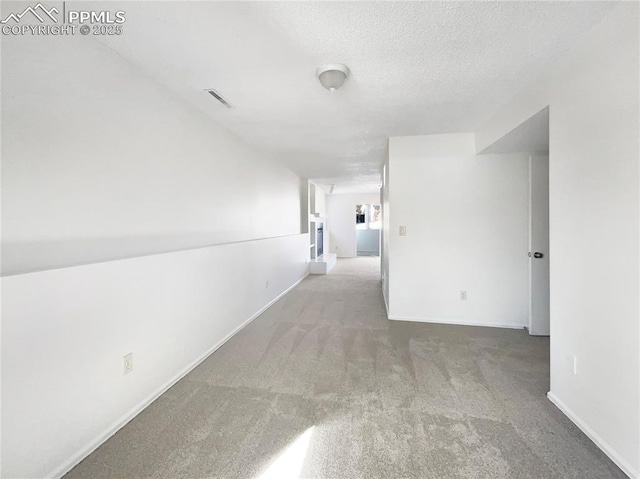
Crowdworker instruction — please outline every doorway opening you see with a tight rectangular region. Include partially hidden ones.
[479,106,550,338]
[355,204,381,256]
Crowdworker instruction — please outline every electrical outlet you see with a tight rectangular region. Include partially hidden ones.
[265,281,269,289]
[573,356,578,375]
[399,226,407,236]
[123,353,133,375]
[460,290,467,300]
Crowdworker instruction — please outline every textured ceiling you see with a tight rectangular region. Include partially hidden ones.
[95,1,612,193]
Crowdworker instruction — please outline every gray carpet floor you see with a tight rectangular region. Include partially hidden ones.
[66,257,625,478]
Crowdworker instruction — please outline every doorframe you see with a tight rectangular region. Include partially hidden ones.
[528,153,550,336]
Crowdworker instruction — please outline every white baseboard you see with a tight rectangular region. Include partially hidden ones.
[387,315,526,330]
[547,392,638,479]
[49,272,309,479]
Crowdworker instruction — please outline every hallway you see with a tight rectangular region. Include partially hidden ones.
[67,258,624,478]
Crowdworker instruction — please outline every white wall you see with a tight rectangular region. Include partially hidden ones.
[2,236,309,479]
[387,133,529,329]
[356,229,380,255]
[1,32,308,478]
[476,4,639,476]
[2,32,301,275]
[311,182,327,218]
[326,193,380,258]
[381,154,390,309]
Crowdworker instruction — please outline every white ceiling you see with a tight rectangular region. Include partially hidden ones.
[95,1,612,193]
[481,107,549,155]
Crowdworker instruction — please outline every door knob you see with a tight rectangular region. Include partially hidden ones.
[533,252,544,259]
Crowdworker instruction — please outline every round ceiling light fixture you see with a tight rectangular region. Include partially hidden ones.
[316,63,350,92]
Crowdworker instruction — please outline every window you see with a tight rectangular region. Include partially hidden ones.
[356,204,381,230]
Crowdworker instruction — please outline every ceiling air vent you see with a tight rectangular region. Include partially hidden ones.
[205,89,232,108]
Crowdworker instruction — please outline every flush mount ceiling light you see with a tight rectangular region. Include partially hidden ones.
[316,64,350,92]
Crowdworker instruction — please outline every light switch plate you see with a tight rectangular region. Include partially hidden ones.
[123,353,133,374]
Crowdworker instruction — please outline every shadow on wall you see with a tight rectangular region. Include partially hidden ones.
[356,229,380,256]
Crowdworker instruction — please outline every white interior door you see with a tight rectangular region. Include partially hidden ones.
[529,154,550,336]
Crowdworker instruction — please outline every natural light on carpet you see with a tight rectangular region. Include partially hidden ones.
[256,426,315,479]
